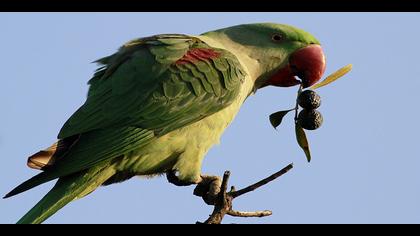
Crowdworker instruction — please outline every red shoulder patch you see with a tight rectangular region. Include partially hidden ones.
[176,48,221,65]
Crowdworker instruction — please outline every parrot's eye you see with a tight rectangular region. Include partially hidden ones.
[271,33,284,43]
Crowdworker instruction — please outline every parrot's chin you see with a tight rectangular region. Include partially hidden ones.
[265,44,326,88]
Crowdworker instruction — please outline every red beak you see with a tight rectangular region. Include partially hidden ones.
[266,44,326,88]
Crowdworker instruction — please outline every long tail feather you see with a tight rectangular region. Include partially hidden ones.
[16,162,116,224]
[4,172,57,199]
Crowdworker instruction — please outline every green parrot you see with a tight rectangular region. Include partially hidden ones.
[4,23,326,224]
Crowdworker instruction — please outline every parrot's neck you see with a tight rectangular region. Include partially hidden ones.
[197,32,263,86]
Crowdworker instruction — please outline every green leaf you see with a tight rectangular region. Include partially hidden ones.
[269,109,293,129]
[295,123,311,162]
[310,64,352,90]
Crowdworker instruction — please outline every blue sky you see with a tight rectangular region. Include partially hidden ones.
[1,13,419,224]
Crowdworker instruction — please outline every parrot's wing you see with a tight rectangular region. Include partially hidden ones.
[59,34,245,139]
[5,34,246,198]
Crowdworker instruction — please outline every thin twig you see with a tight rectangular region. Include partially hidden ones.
[219,171,230,196]
[227,210,272,218]
[229,163,293,198]
[294,84,303,123]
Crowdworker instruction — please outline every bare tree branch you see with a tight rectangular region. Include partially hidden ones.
[197,163,293,224]
[201,171,231,224]
[227,210,272,218]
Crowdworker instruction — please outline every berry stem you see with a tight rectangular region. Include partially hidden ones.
[294,85,303,123]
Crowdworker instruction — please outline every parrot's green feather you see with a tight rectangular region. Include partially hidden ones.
[5,127,154,198]
[17,162,116,224]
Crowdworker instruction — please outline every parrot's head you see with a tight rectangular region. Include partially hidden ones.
[206,23,326,89]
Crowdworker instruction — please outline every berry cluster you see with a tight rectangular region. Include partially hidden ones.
[297,90,323,130]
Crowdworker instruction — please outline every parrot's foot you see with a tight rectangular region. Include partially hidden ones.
[166,170,197,186]
[193,175,222,205]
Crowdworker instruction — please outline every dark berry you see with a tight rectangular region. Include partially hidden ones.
[298,90,321,110]
[297,109,323,130]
